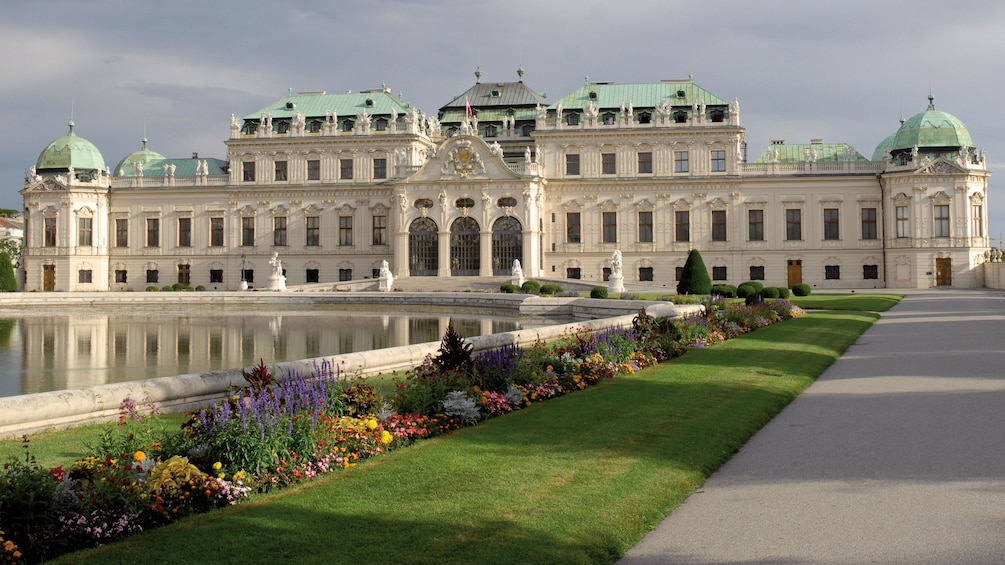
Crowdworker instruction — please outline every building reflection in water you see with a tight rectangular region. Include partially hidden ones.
[4,309,541,397]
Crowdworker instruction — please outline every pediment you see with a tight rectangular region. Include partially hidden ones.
[405,136,521,182]
[919,159,966,175]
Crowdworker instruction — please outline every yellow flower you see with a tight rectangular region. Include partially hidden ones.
[380,430,393,445]
[217,472,226,479]
[3,540,14,551]
[365,418,378,430]
[133,451,146,462]
[212,461,223,471]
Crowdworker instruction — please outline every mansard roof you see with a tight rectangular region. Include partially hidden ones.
[548,78,728,111]
[438,74,549,124]
[754,141,868,163]
[243,88,414,121]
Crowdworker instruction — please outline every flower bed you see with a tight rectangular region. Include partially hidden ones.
[0,299,802,564]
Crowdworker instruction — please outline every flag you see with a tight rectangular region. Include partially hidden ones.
[465,97,472,117]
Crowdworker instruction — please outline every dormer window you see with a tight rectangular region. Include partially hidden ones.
[365,98,374,107]
[677,90,686,98]
[638,112,652,124]
[484,125,497,137]
[589,91,598,100]
[567,113,580,126]
[491,89,500,97]
[375,118,388,131]
[276,121,289,134]
[243,122,258,135]
[710,109,724,123]
[603,112,616,125]
[285,102,295,110]
[674,111,688,124]
[521,124,534,136]
[342,119,355,132]
[309,120,322,133]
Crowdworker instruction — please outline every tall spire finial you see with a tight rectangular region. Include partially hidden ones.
[927,91,935,111]
[517,65,524,81]
[475,66,482,83]
[584,74,590,85]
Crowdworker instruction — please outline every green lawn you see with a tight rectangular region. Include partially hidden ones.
[50,309,877,564]
[792,293,902,312]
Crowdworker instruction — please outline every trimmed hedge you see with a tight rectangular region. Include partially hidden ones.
[590,286,608,299]
[145,286,159,292]
[539,283,563,296]
[520,280,541,294]
[676,249,712,295]
[775,287,791,299]
[711,284,737,298]
[792,283,812,296]
[500,283,519,293]
[762,287,780,299]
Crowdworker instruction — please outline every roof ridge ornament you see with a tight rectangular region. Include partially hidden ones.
[928,92,935,111]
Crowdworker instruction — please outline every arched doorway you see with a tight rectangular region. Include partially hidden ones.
[491,216,523,275]
[408,217,438,276]
[450,217,480,276]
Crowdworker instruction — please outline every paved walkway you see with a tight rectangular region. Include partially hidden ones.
[620,289,1005,565]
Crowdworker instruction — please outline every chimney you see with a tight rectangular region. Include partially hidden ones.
[192,152,199,159]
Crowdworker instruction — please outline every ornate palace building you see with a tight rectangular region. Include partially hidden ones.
[20,71,992,291]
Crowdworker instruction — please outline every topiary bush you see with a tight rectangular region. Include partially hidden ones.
[520,280,541,294]
[740,281,765,293]
[736,284,757,300]
[195,285,206,291]
[161,286,173,291]
[146,286,159,292]
[762,286,780,299]
[792,283,812,296]
[539,283,563,296]
[711,284,736,298]
[590,286,608,299]
[499,283,519,293]
[676,249,712,295]
[775,287,791,299]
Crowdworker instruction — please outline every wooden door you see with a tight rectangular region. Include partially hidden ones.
[43,265,55,291]
[935,258,952,286]
[787,260,802,287]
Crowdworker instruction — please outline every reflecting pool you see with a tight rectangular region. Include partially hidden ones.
[1,305,553,397]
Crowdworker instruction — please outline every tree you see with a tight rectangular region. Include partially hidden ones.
[0,251,17,292]
[0,237,22,268]
[676,248,712,295]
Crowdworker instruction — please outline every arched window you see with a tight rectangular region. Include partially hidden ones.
[491,216,522,276]
[408,217,438,276]
[450,217,480,276]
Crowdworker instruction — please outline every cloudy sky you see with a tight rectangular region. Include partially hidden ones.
[4,0,1005,240]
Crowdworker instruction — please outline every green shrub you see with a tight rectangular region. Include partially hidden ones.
[538,283,563,296]
[0,251,16,292]
[161,286,173,291]
[195,285,206,291]
[775,287,791,299]
[146,286,159,292]
[172,283,194,292]
[711,284,736,298]
[736,284,757,299]
[740,281,765,293]
[520,280,541,294]
[590,286,608,299]
[500,283,519,293]
[792,283,812,296]
[762,287,780,299]
[676,249,712,295]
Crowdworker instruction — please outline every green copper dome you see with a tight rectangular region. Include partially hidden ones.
[36,122,107,172]
[890,95,973,152]
[114,138,166,177]
[872,130,898,161]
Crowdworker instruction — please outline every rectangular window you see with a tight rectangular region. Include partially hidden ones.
[273,216,287,246]
[241,217,254,246]
[210,217,224,247]
[786,209,802,241]
[78,269,92,283]
[861,208,877,240]
[935,204,950,237]
[639,267,654,281]
[114,270,127,283]
[372,215,387,245]
[674,151,689,173]
[638,152,653,174]
[307,159,320,181]
[339,216,353,246]
[78,218,93,247]
[178,217,191,247]
[306,216,320,247]
[675,211,690,242]
[675,266,684,281]
[209,269,224,283]
[373,158,387,179]
[824,208,840,240]
[242,269,254,284]
[748,209,764,241]
[339,268,352,281]
[602,212,617,243]
[566,267,581,279]
[710,150,726,172]
[306,269,320,283]
[242,161,255,182]
[973,204,983,238]
[749,265,765,280]
[711,210,727,242]
[566,212,581,243]
[896,206,909,238]
[712,266,727,281]
[146,269,158,284]
[115,219,128,248]
[146,218,160,247]
[825,265,841,280]
[274,160,287,181]
[638,211,653,243]
[863,265,879,280]
[601,153,616,175]
[177,264,191,285]
[340,158,353,180]
[565,154,580,175]
[44,217,56,247]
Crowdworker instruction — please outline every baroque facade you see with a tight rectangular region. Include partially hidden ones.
[20,72,991,292]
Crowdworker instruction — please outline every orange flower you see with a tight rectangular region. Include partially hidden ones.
[133,451,146,462]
